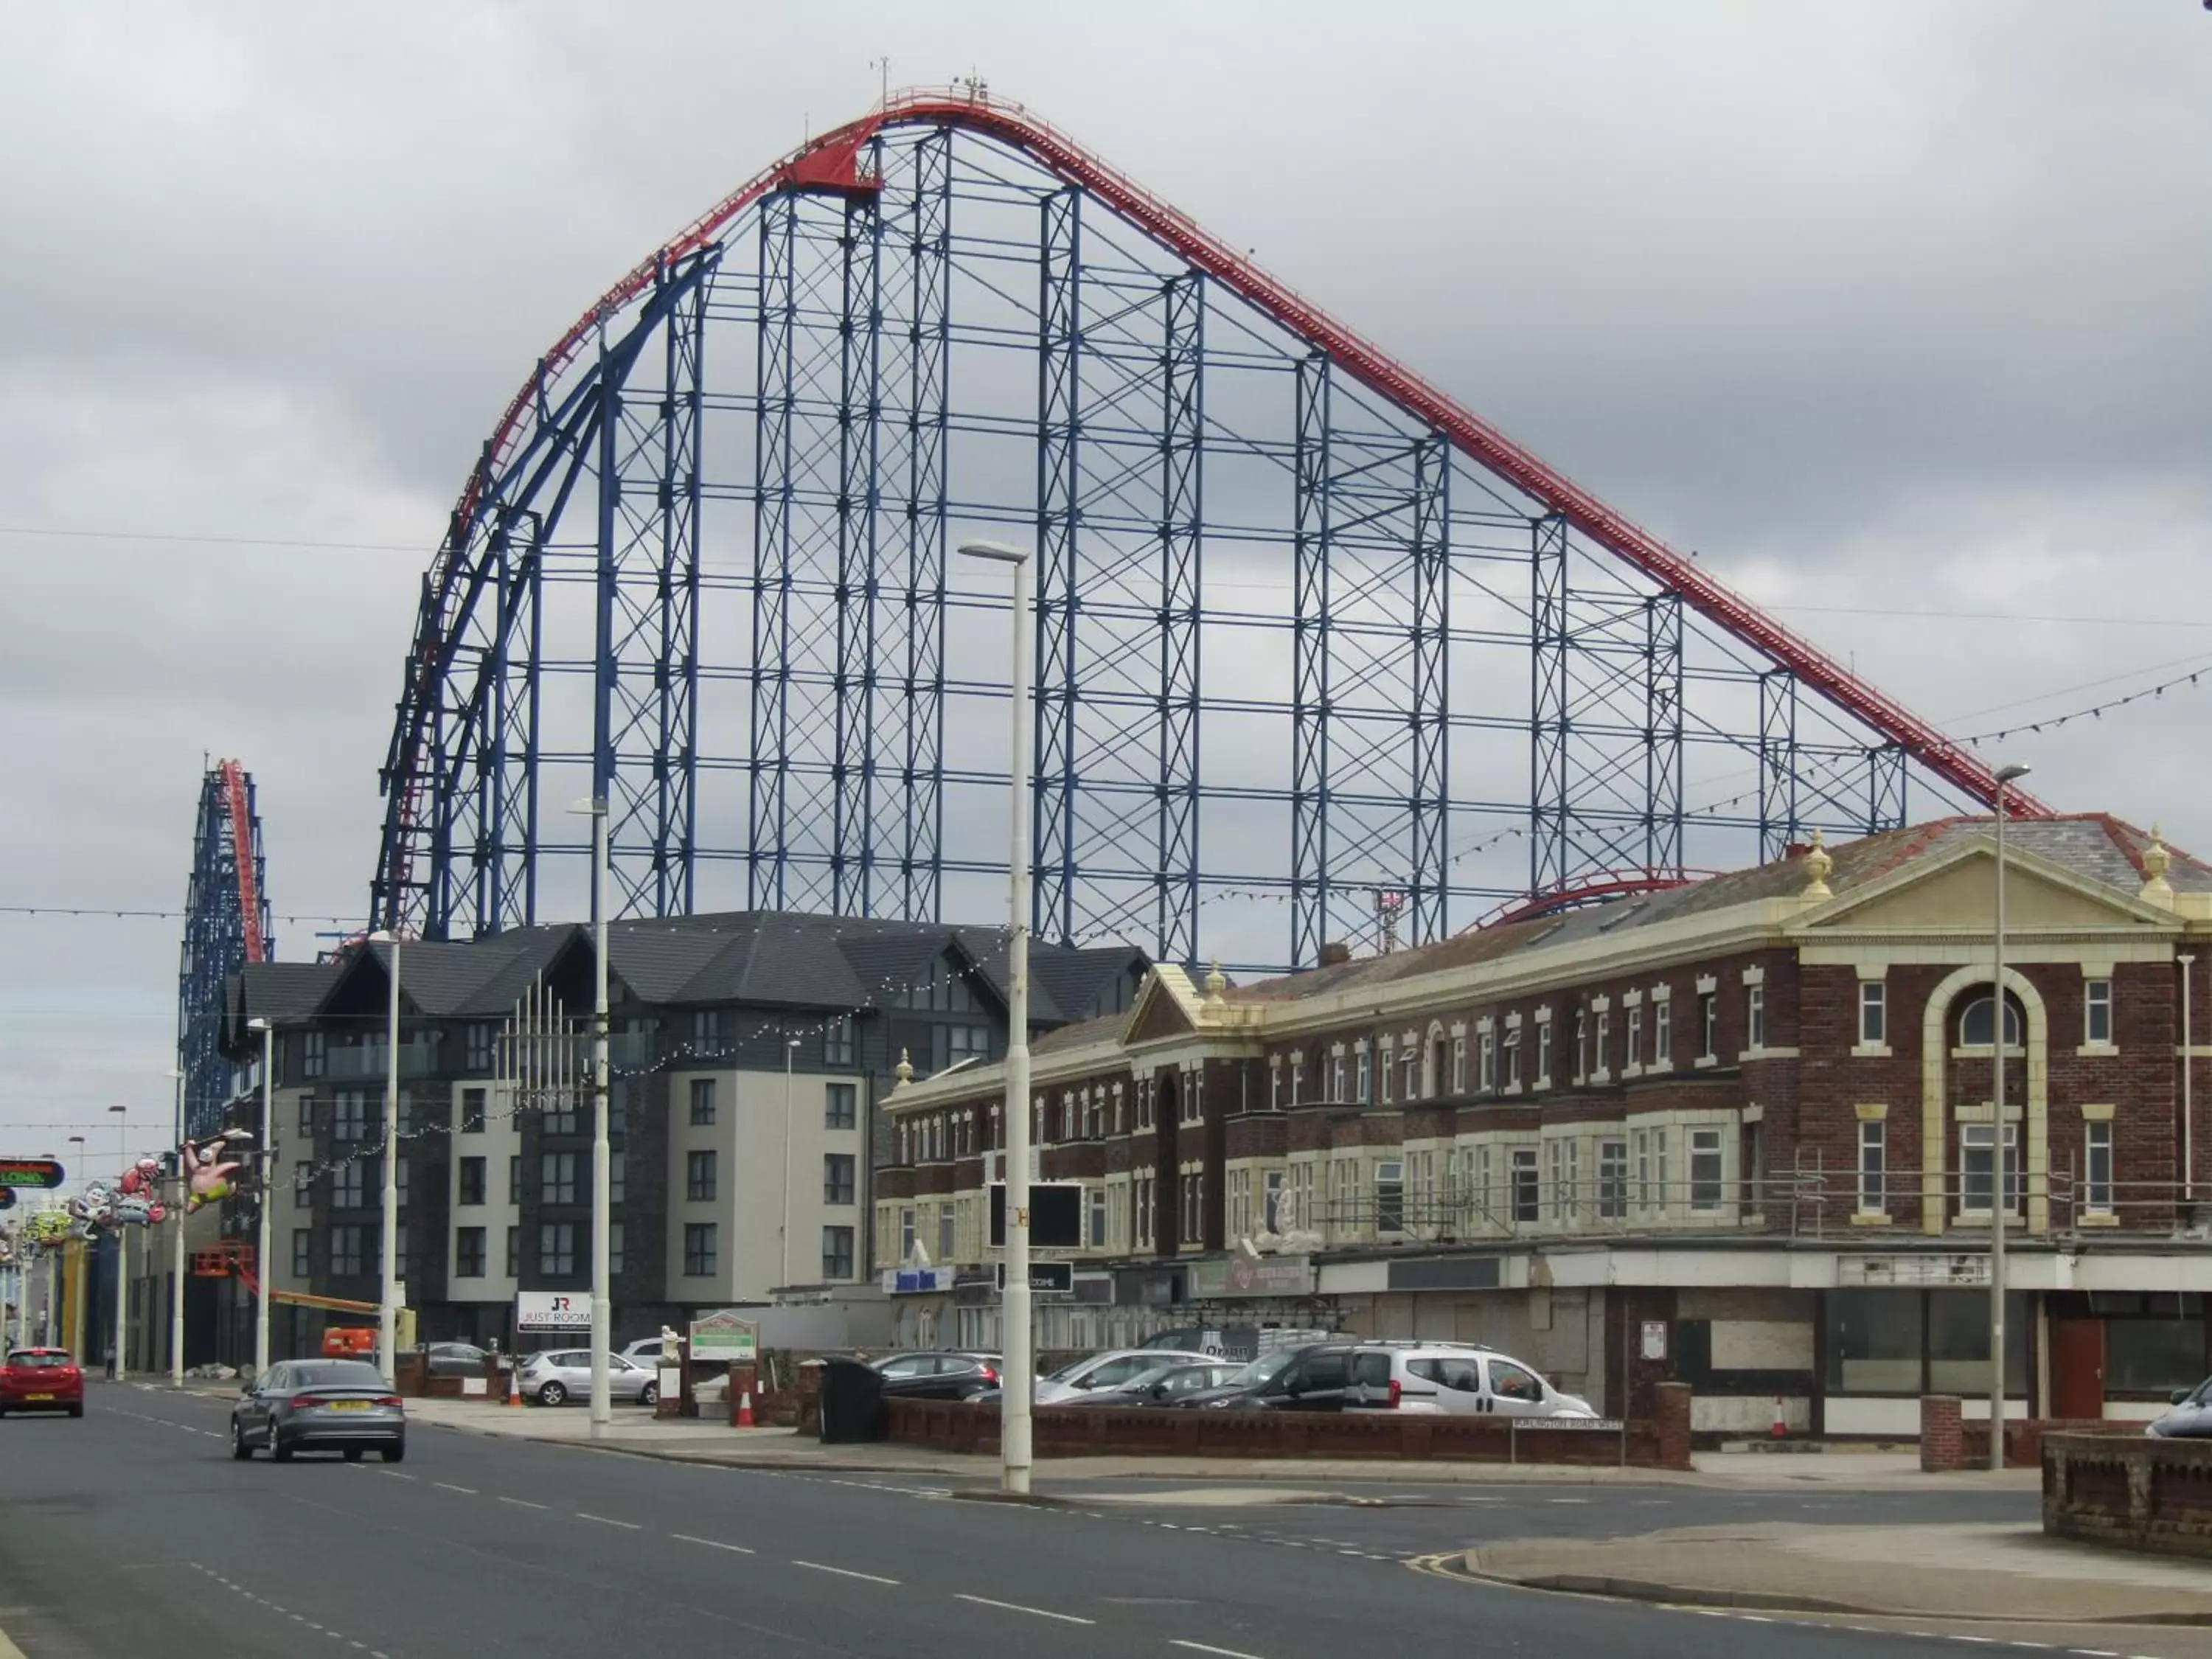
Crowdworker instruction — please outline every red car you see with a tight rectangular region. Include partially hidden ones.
[0,1349,84,1417]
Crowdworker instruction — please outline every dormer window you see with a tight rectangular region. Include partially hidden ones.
[1958,994,2025,1050]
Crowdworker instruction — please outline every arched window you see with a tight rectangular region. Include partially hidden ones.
[1958,993,2025,1049]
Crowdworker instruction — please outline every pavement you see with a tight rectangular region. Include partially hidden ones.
[7,1381,2206,1659]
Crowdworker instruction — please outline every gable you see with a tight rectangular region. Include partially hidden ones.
[1123,973,1197,1044]
[1809,849,2157,934]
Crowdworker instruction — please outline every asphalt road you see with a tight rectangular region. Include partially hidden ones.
[0,1383,2149,1659]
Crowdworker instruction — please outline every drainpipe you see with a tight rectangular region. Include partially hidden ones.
[2182,954,2197,1206]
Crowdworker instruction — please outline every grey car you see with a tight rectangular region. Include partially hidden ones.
[232,1358,406,1463]
[519,1349,658,1408]
[2147,1376,2212,1438]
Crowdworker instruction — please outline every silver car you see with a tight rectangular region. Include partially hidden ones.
[519,1348,658,1407]
[232,1358,407,1462]
[1033,1348,1213,1405]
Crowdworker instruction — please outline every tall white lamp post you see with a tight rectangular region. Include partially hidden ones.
[366,931,403,1383]
[780,1035,801,1289]
[566,796,613,1440]
[247,1020,275,1380]
[1989,762,2030,1471]
[168,1066,187,1385]
[957,537,1034,1497]
[107,1105,128,1378]
[66,1136,86,1360]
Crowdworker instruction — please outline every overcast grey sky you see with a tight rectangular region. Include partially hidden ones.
[2,1,2208,1162]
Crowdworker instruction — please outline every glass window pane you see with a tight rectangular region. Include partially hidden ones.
[1825,1289,1922,1394]
[2107,1318,2207,1394]
[1926,1290,2029,1397]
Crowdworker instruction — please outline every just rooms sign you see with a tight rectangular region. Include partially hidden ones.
[517,1291,591,1332]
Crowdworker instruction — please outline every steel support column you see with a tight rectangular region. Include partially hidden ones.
[749,191,799,911]
[1759,669,1801,861]
[1530,513,1571,896]
[1644,591,1684,872]
[1290,352,1334,966]
[832,192,884,914]
[1155,271,1203,964]
[1406,432,1449,942]
[1033,185,1082,945]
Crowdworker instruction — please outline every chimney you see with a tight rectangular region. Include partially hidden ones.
[1318,941,1352,967]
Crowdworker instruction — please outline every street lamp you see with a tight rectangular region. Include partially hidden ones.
[958,536,1034,1498]
[107,1105,127,1380]
[246,1021,275,1380]
[564,796,613,1440]
[365,931,403,1385]
[780,1035,801,1290]
[66,1136,85,1357]
[1989,762,2030,1471]
[167,1065,187,1387]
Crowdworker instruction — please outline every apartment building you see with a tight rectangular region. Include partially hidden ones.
[880,815,2212,1434]
[213,912,1143,1358]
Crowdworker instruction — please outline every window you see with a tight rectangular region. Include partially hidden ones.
[1859,1121,1886,1214]
[1354,1048,1371,1103]
[823,1153,855,1206]
[2108,1315,2208,1394]
[1699,993,1717,1060]
[689,1077,716,1126]
[508,1155,522,1204]
[2084,1121,2114,1214]
[1453,1034,1469,1093]
[1402,1048,1418,1101]
[1958,995,2023,1048]
[541,1087,577,1135]
[539,1222,577,1276]
[1632,1128,1651,1210]
[898,1206,917,1260]
[1535,1017,1551,1087]
[333,1091,369,1141]
[938,1204,955,1262]
[1655,1128,1670,1211]
[682,1223,717,1276]
[291,1230,311,1276]
[1268,1060,1282,1110]
[904,959,976,1012]
[1689,1128,1724,1210]
[456,1227,486,1278]
[458,1157,486,1207]
[822,1226,854,1280]
[1330,1051,1346,1102]
[1088,1186,1107,1249]
[1503,1028,1520,1088]
[504,1225,519,1278]
[456,1085,486,1135]
[1375,1161,1404,1232]
[1859,981,1886,1046]
[1476,1032,1494,1093]
[1573,1010,1587,1079]
[543,1151,579,1206]
[332,1161,364,1209]
[1262,1169,1284,1232]
[298,1096,316,1136]
[303,1031,327,1079]
[330,1224,366,1277]
[1746,985,1766,1051]
[1290,1054,1303,1106]
[1598,1138,1627,1220]
[1510,1149,1540,1223]
[825,1082,857,1130]
[465,1022,493,1072]
[942,1024,990,1070]
[1653,999,1672,1065]
[2085,978,2113,1046]
[1627,1006,1642,1068]
[821,1015,854,1067]
[609,1221,624,1276]
[1960,1124,2020,1215]
[686,1150,717,1203]
[1181,1170,1204,1244]
[1133,1175,1153,1250]
[688,1009,720,1053]
[293,1161,312,1209]
[1594,1011,1610,1075]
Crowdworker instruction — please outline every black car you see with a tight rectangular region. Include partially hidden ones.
[2147,1376,2212,1437]
[1177,1343,1357,1412]
[872,1351,1002,1400]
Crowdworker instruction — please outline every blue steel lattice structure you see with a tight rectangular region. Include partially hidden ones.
[371,90,2049,970]
[178,759,273,1139]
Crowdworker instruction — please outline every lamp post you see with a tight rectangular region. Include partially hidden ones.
[780,1035,801,1290]
[366,931,403,1384]
[168,1065,187,1386]
[107,1105,128,1379]
[1989,762,2030,1471]
[66,1136,85,1360]
[246,1020,275,1380]
[566,796,613,1441]
[958,537,1034,1497]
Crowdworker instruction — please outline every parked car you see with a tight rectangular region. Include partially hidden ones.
[422,1341,490,1379]
[2147,1377,2212,1438]
[619,1337,678,1371]
[1180,1342,1359,1411]
[1343,1344,1597,1419]
[0,1348,83,1417]
[1059,1360,1244,1409]
[232,1358,406,1462]
[1032,1348,1212,1405]
[873,1351,1002,1400]
[519,1349,658,1408]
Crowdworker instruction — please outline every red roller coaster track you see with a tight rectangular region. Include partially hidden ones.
[220,759,266,964]
[394,89,2049,907]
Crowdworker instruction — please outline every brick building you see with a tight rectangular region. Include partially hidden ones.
[879,815,2212,1435]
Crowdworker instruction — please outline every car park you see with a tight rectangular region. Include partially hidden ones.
[518,1349,658,1407]
[1179,1342,1359,1411]
[0,1348,83,1417]
[873,1351,1002,1400]
[1055,1360,1243,1408]
[1343,1343,1596,1418]
[2147,1377,2212,1438]
[232,1358,406,1461]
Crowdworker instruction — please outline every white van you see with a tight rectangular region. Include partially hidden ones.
[1344,1344,1597,1419]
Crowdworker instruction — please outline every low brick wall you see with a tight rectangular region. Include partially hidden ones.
[884,1381,1691,1470]
[2045,1430,2212,1559]
[1921,1397,2119,1471]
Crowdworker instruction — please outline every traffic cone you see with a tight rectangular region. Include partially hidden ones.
[1770,1396,1787,1439]
[736,1389,755,1427]
[506,1363,524,1408]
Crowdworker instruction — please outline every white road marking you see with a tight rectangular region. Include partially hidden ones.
[952,1593,1094,1625]
[576,1512,641,1530]
[793,1561,899,1585]
[1171,1643,1267,1659]
[672,1534,756,1555]
[377,1470,414,1481]
[498,1496,548,1510]
[433,1482,476,1495]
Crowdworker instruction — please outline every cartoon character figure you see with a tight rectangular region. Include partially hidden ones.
[181,1130,251,1213]
[118,1155,164,1201]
